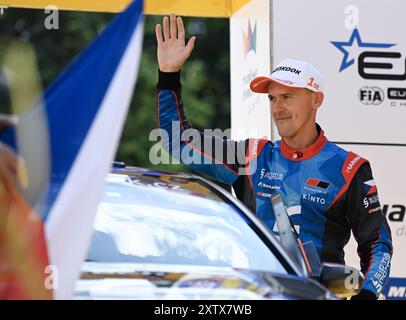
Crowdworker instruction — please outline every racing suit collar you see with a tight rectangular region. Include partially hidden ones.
[280,124,327,161]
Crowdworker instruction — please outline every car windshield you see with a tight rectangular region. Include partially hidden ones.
[86,172,287,275]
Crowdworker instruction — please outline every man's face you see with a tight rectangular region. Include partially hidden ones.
[268,82,317,139]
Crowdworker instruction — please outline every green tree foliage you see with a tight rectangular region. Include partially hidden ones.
[0,9,231,177]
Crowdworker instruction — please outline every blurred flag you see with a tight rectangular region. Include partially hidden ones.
[0,0,144,299]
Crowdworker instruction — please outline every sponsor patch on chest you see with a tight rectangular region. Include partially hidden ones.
[302,193,327,205]
[304,177,330,195]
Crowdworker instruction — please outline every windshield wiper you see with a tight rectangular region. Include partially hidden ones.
[271,193,317,276]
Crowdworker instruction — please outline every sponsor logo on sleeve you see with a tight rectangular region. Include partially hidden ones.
[363,195,380,208]
[345,155,362,174]
[372,253,391,295]
[363,179,378,194]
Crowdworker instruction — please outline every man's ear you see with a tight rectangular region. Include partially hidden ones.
[313,92,324,110]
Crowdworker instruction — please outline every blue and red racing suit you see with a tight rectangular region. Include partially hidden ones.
[156,71,393,298]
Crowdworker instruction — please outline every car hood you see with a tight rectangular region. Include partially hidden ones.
[75,262,335,300]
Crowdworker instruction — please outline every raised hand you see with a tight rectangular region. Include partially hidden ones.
[155,14,196,72]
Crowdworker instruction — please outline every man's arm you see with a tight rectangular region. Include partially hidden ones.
[155,15,248,185]
[346,162,393,299]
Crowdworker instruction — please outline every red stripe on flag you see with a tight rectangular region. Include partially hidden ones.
[0,189,53,300]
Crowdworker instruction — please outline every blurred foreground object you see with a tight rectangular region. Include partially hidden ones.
[0,0,144,299]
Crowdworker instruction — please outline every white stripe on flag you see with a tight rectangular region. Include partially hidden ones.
[45,19,144,299]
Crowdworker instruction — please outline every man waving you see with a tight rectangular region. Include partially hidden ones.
[155,14,393,300]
